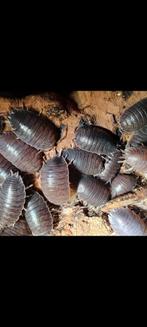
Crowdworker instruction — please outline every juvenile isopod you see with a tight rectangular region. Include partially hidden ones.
[0,153,18,185]
[121,91,133,100]
[77,175,110,207]
[8,107,60,150]
[1,218,31,236]
[108,207,146,235]
[25,192,53,236]
[0,172,26,230]
[62,148,104,176]
[41,156,70,205]
[111,174,137,198]
[120,98,147,132]
[100,150,122,183]
[0,132,43,174]
[124,146,147,174]
[75,125,118,156]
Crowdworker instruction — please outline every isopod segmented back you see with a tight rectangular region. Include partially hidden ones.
[128,125,147,147]
[8,107,60,150]
[0,153,18,185]
[120,98,147,132]
[111,174,137,198]
[41,156,70,205]
[1,218,31,236]
[0,172,26,230]
[25,192,53,236]
[75,125,118,156]
[62,148,104,176]
[108,207,146,236]
[0,131,43,174]
[77,175,110,207]
[124,146,147,174]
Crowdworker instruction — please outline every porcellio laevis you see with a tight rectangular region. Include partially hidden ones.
[77,175,110,207]
[25,192,53,236]
[75,125,118,156]
[100,150,122,183]
[8,107,60,151]
[0,131,43,173]
[0,153,18,185]
[108,208,146,236]
[120,98,147,132]
[41,156,70,205]
[128,125,147,147]
[124,146,147,174]
[62,148,104,176]
[0,172,26,230]
[111,174,137,198]
[1,219,31,236]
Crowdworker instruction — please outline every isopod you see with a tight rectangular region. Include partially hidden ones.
[1,218,31,236]
[122,91,133,100]
[100,150,122,183]
[108,207,146,235]
[128,125,147,147]
[77,175,110,207]
[124,146,147,174]
[111,174,137,198]
[0,153,18,185]
[41,156,70,205]
[0,172,26,230]
[0,131,43,173]
[25,192,53,236]
[8,107,60,150]
[62,148,104,175]
[75,125,118,156]
[120,98,147,132]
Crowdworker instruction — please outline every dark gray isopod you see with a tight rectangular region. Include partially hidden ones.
[25,192,53,236]
[1,219,31,236]
[108,208,146,236]
[124,146,147,174]
[8,107,60,151]
[111,174,137,198]
[128,125,147,147]
[120,98,147,132]
[75,125,118,156]
[0,172,26,230]
[41,156,70,205]
[77,175,110,207]
[62,148,104,175]
[0,132,43,173]
[0,153,18,185]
